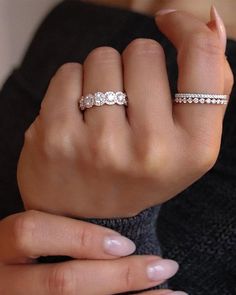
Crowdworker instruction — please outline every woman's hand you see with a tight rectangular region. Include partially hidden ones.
[17,9,233,218]
[0,210,180,294]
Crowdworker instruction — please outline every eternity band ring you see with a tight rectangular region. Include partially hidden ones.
[79,91,128,111]
[175,93,229,105]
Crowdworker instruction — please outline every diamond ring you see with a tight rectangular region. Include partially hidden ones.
[175,93,228,105]
[79,91,128,111]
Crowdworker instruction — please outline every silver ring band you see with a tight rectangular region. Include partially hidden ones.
[175,93,228,105]
[79,91,128,111]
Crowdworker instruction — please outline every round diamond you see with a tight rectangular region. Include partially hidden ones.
[105,92,116,105]
[116,91,126,105]
[84,94,94,108]
[175,98,179,103]
[217,99,221,104]
[193,98,199,103]
[212,99,216,104]
[183,98,187,103]
[187,98,193,103]
[206,98,211,104]
[80,98,85,110]
[94,92,105,106]
[200,98,205,104]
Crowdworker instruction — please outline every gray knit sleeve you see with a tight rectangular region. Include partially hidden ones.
[87,205,161,256]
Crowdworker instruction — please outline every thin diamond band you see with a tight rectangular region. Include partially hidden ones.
[80,91,128,111]
[175,93,228,105]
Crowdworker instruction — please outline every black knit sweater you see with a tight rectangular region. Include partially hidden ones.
[0,1,235,294]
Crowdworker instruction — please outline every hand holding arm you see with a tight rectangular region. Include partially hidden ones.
[0,210,179,294]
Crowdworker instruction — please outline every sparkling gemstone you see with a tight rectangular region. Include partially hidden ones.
[84,94,94,108]
[94,92,105,106]
[116,91,126,105]
[193,98,199,103]
[187,98,193,103]
[221,100,225,104]
[200,98,205,104]
[206,98,211,104]
[183,98,187,103]
[105,91,116,105]
[212,99,216,104]
[217,99,221,104]
[80,98,85,110]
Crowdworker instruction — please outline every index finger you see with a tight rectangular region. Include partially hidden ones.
[0,210,135,264]
[155,7,233,146]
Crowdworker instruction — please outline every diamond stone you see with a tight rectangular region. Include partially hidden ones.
[206,98,211,104]
[187,98,193,103]
[105,91,116,105]
[212,99,216,104]
[84,94,94,108]
[193,98,199,103]
[217,99,221,104]
[94,92,105,106]
[200,98,205,104]
[116,91,126,105]
[80,98,85,110]
[183,98,187,103]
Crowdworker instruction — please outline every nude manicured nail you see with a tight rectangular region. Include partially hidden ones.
[210,5,227,51]
[104,235,136,256]
[147,259,179,281]
[155,9,177,17]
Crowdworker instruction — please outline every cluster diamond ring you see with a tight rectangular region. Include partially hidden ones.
[175,93,228,105]
[79,91,128,111]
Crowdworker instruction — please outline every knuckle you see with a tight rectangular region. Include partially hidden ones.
[89,132,118,169]
[192,144,219,172]
[121,263,135,291]
[13,210,38,255]
[41,127,76,160]
[123,38,164,57]
[86,46,120,63]
[187,30,222,56]
[48,265,76,295]
[24,117,41,143]
[24,126,34,142]
[135,137,165,176]
[75,225,92,251]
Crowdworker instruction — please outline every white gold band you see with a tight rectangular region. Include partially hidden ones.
[80,91,128,111]
[175,93,228,105]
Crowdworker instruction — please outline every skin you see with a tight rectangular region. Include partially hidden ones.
[0,2,234,294]
[17,9,233,218]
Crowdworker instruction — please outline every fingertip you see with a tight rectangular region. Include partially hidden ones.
[103,235,136,257]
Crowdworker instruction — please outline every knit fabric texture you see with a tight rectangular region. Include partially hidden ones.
[0,1,236,294]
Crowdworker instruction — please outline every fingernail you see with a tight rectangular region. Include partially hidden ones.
[104,235,136,256]
[155,9,177,17]
[167,292,189,295]
[147,259,179,281]
[210,5,227,51]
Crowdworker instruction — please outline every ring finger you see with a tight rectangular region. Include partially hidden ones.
[83,47,128,130]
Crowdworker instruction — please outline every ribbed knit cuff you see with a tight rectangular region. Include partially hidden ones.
[87,205,161,256]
